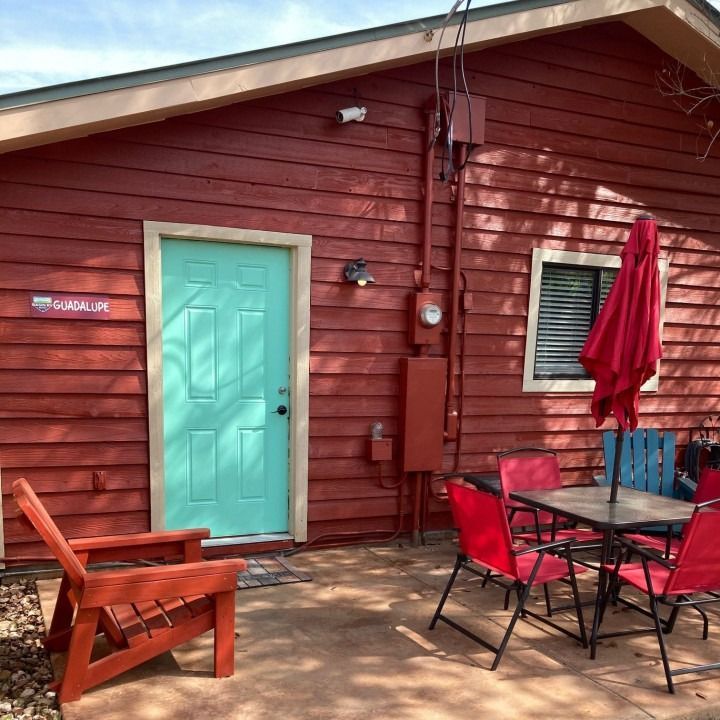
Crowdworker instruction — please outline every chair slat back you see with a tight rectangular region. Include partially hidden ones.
[497,451,561,528]
[12,478,87,588]
[446,482,517,578]
[640,429,658,494]
[664,506,720,595]
[602,428,676,497]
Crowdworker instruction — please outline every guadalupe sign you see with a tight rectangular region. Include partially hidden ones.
[30,293,111,319]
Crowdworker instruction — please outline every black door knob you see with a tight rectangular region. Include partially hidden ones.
[273,404,288,416]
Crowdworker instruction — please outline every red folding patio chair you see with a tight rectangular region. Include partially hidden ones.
[497,448,604,547]
[600,497,720,693]
[429,482,588,670]
[621,466,720,557]
[494,449,605,620]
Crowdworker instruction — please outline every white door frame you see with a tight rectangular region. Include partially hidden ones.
[143,220,311,542]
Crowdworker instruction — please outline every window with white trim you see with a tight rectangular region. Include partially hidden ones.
[522,248,668,393]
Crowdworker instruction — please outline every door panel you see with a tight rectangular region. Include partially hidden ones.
[161,238,290,536]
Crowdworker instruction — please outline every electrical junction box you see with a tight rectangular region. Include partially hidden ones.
[443,92,486,146]
[367,438,393,462]
[399,357,447,472]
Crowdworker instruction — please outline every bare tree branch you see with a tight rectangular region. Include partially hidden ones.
[656,59,720,161]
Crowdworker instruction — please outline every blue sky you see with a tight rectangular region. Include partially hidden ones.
[1,0,719,96]
[0,0,493,95]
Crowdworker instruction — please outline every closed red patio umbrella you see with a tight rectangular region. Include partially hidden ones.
[579,214,662,503]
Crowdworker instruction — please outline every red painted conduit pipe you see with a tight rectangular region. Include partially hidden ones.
[421,145,469,534]
[445,144,468,442]
[287,112,443,553]
[409,110,442,544]
[421,108,436,292]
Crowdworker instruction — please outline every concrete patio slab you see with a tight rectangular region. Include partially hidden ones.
[37,540,720,720]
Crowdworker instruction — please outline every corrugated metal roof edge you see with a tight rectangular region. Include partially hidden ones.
[0,0,571,111]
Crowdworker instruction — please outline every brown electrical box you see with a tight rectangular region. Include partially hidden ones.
[443,92,486,146]
[399,357,447,472]
[367,438,393,462]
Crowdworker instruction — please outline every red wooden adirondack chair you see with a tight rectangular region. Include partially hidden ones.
[12,477,247,703]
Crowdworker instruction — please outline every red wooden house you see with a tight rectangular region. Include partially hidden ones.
[1,0,719,565]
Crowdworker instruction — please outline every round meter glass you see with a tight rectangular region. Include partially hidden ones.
[419,302,443,328]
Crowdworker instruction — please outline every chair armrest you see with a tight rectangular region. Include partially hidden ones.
[69,528,211,564]
[513,538,574,556]
[696,496,720,510]
[677,475,697,501]
[69,528,210,550]
[80,558,247,607]
[615,536,676,569]
[437,473,501,496]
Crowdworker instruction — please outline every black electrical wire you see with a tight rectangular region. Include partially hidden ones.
[437,0,473,181]
[457,1,474,161]
[448,1,474,174]
[433,1,464,150]
[440,5,465,180]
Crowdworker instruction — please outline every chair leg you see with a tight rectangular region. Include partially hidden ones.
[543,584,552,617]
[686,602,709,640]
[214,590,236,677]
[566,556,588,648]
[45,573,74,652]
[492,581,531,671]
[516,586,526,617]
[57,607,101,704]
[481,568,491,588]
[598,568,620,630]
[668,596,707,641]
[429,555,463,630]
[492,550,553,671]
[648,591,675,693]
[699,607,709,641]
[664,603,682,635]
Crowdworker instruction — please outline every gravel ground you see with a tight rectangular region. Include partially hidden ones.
[0,578,62,719]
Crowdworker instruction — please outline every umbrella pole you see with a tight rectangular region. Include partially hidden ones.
[608,422,625,504]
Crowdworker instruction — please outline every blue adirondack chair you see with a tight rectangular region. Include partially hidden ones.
[600,428,679,534]
[600,428,677,498]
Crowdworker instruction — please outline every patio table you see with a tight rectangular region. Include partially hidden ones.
[508,485,694,658]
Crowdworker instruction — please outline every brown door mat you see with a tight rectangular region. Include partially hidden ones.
[237,555,312,588]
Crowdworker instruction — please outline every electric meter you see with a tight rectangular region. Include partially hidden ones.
[408,291,443,345]
[419,302,443,328]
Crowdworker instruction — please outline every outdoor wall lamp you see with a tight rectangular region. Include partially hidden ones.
[344,258,375,286]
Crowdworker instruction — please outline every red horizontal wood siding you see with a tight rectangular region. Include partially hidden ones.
[1,21,719,557]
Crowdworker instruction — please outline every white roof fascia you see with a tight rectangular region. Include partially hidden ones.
[0,0,717,154]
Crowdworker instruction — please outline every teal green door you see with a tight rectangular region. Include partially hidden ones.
[161,238,290,536]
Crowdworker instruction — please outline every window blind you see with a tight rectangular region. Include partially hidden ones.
[534,264,617,379]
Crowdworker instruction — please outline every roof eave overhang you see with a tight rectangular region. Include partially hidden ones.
[626,4,720,85]
[0,0,718,154]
